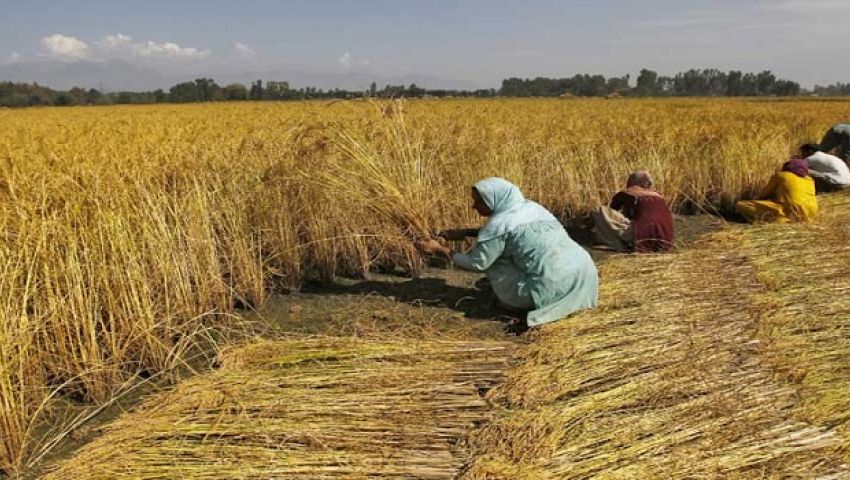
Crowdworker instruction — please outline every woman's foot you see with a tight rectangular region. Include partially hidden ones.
[494,300,526,314]
[504,318,530,336]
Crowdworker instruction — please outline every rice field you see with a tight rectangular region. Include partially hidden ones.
[2,98,850,476]
[41,195,850,479]
[464,197,850,478]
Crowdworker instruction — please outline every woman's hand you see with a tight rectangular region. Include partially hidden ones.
[438,229,467,241]
[438,228,478,241]
[416,238,452,258]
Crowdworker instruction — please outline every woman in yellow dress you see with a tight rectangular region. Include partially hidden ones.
[736,159,818,223]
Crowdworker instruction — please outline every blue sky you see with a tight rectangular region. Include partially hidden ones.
[1,0,849,88]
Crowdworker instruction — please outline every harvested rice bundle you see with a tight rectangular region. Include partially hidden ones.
[461,222,849,478]
[45,337,516,479]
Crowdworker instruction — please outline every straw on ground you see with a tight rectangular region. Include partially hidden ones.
[47,195,850,479]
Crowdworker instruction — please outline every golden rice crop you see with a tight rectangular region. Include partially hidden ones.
[43,337,515,479]
[0,97,848,476]
[45,191,850,479]
[461,194,850,479]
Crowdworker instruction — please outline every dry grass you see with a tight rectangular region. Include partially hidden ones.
[40,201,850,479]
[46,196,850,479]
[741,195,850,462]
[2,97,850,475]
[42,337,514,479]
[461,196,850,479]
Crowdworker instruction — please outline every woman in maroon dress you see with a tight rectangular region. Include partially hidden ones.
[591,171,674,253]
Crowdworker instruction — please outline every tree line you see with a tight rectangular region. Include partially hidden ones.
[1,68,848,107]
[0,78,499,107]
[813,83,850,96]
[501,69,801,97]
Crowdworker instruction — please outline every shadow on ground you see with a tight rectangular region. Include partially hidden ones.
[312,275,505,320]
[253,213,726,339]
[251,267,518,341]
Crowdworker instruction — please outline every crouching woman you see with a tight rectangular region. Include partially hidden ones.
[417,177,598,329]
[590,170,674,253]
[735,159,818,223]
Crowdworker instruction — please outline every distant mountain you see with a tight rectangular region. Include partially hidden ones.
[0,60,175,91]
[0,59,482,92]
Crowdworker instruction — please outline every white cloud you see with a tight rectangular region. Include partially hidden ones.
[134,40,210,59]
[338,52,353,68]
[5,52,21,64]
[95,33,211,59]
[338,51,370,69]
[38,33,212,62]
[234,42,256,57]
[41,34,89,60]
[98,33,133,48]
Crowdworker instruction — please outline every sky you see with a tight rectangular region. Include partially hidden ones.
[1,0,849,90]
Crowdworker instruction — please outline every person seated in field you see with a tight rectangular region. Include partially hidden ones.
[800,143,850,193]
[818,124,850,162]
[735,159,818,223]
[417,177,598,332]
[590,170,674,253]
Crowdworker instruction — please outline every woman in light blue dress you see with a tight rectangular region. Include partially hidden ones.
[418,177,598,329]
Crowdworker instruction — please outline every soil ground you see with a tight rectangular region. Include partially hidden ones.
[257,213,725,339]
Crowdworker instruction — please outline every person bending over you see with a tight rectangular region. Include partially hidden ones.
[735,159,818,223]
[590,170,674,253]
[417,177,598,330]
[800,143,849,193]
[818,124,850,162]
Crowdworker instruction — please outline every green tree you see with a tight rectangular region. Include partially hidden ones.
[265,81,290,100]
[169,81,199,102]
[194,78,222,101]
[223,83,248,100]
[635,69,659,96]
[726,71,743,96]
[153,89,167,103]
[249,80,264,100]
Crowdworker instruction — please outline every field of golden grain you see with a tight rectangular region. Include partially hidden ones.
[0,98,848,476]
[46,196,850,479]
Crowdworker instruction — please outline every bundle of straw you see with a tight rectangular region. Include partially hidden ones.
[462,214,850,479]
[47,337,515,479]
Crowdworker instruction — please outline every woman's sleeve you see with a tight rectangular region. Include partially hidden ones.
[820,128,841,153]
[758,174,781,200]
[610,191,628,210]
[451,236,506,272]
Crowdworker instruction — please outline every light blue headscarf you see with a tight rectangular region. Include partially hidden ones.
[475,177,558,242]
